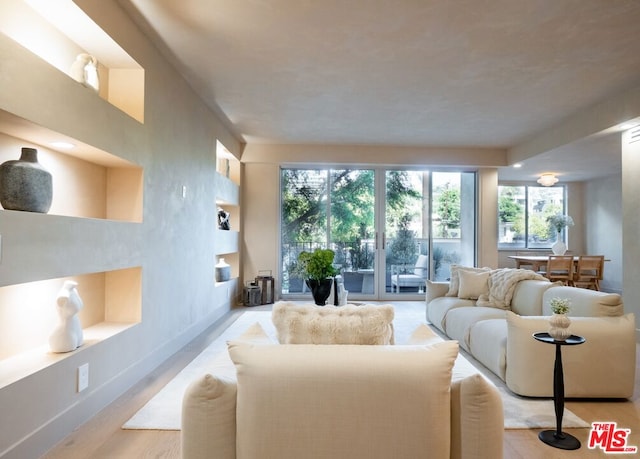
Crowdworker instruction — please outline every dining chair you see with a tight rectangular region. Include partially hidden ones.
[544,255,574,285]
[572,255,605,290]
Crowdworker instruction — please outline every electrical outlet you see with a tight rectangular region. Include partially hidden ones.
[77,363,89,392]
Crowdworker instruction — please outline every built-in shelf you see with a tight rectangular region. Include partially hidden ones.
[215,229,239,255]
[0,109,143,222]
[0,0,145,122]
[0,267,142,389]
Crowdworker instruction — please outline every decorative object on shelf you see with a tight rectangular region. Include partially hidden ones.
[255,270,275,304]
[296,248,340,306]
[537,173,559,187]
[215,257,231,282]
[70,53,100,93]
[0,147,53,213]
[243,280,262,306]
[548,297,571,341]
[547,213,574,255]
[217,207,230,230]
[49,280,84,353]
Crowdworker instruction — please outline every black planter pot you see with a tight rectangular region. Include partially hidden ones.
[305,278,334,306]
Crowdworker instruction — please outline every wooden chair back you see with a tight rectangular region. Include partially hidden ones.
[545,255,574,285]
[573,255,604,290]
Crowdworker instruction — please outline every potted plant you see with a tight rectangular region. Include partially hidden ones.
[546,214,574,255]
[297,248,339,305]
[548,297,571,341]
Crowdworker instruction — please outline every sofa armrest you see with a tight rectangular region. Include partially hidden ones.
[450,373,504,459]
[505,312,636,398]
[427,280,450,303]
[542,286,623,317]
[181,374,237,459]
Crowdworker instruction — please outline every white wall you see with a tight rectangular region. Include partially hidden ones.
[584,174,623,293]
[622,128,640,332]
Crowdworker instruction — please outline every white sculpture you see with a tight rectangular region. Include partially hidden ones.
[70,53,100,93]
[49,280,84,353]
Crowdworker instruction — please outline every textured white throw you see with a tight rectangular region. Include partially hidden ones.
[476,268,548,309]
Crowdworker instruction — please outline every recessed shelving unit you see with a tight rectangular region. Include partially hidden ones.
[0,267,142,390]
[0,109,143,222]
[0,0,145,123]
[215,141,241,302]
[0,0,145,393]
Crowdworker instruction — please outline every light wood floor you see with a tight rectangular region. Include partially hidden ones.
[43,302,640,459]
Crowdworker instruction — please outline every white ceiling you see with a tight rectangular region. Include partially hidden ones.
[119,0,640,181]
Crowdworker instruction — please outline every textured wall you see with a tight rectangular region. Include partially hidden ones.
[0,1,241,457]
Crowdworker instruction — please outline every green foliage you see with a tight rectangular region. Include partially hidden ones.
[386,214,418,265]
[549,297,571,314]
[297,249,339,281]
[435,183,460,237]
[547,214,575,233]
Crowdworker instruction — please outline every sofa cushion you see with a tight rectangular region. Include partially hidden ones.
[414,254,429,276]
[228,340,459,459]
[427,297,476,333]
[446,265,492,297]
[457,269,490,300]
[510,280,558,316]
[443,307,507,351]
[272,302,395,345]
[468,319,507,381]
[541,286,624,317]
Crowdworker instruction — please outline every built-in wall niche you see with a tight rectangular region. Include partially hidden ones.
[0,0,145,122]
[0,111,143,222]
[216,140,240,185]
[0,267,141,389]
[215,252,240,283]
[216,202,240,232]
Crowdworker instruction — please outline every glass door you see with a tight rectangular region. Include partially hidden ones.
[380,170,476,297]
[280,167,475,301]
[382,170,429,297]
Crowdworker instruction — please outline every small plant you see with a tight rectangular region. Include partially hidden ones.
[297,249,339,281]
[549,297,571,315]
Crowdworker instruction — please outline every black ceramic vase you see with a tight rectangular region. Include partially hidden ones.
[0,147,52,213]
[306,278,334,306]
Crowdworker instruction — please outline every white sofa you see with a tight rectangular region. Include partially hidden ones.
[181,303,504,459]
[426,267,636,398]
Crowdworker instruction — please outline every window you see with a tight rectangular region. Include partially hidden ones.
[498,185,566,249]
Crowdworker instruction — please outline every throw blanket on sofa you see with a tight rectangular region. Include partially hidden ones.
[476,268,548,309]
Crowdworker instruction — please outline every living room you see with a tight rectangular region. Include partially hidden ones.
[1,1,640,458]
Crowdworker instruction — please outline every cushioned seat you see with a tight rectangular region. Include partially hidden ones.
[468,319,507,381]
[443,307,507,351]
[391,254,428,292]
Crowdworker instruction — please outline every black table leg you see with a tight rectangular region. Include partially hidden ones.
[538,343,581,450]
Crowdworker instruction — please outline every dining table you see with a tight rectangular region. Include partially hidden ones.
[508,255,608,272]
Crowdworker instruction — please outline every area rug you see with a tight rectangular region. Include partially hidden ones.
[122,310,589,431]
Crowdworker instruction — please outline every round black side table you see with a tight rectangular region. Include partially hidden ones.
[533,332,586,450]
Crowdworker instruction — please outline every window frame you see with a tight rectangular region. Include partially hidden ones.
[497,183,568,250]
